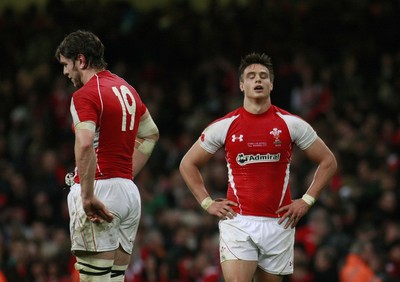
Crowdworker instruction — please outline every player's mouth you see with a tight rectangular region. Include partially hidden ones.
[254,85,264,92]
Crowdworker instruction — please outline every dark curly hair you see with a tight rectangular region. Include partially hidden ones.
[55,30,107,70]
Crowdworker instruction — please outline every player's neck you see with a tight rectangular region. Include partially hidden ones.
[243,98,271,114]
[82,68,105,85]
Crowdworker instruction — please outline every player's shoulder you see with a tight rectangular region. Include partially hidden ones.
[272,105,306,121]
[208,107,241,126]
[72,84,91,98]
[105,71,140,96]
[271,104,294,116]
[72,83,98,101]
[73,72,109,97]
[220,107,242,120]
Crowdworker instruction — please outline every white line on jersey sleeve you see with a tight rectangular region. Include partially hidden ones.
[199,115,240,154]
[70,98,81,126]
[277,113,317,150]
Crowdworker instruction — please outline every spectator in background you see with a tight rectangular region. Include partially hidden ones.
[387,240,400,281]
[340,240,382,282]
[312,245,339,282]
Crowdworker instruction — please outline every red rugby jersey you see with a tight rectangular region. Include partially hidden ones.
[200,105,317,217]
[70,70,147,182]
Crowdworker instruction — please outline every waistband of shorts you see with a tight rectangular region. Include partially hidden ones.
[235,214,280,222]
[95,177,133,183]
[71,177,133,187]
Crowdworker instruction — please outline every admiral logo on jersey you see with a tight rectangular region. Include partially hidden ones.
[236,153,281,166]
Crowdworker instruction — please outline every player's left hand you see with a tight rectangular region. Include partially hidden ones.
[82,197,114,224]
[207,198,238,220]
[276,199,311,229]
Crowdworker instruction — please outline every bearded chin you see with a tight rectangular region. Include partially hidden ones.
[75,80,84,88]
[72,65,84,88]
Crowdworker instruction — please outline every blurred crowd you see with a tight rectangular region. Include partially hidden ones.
[0,0,400,281]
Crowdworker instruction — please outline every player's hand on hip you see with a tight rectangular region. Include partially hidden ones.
[82,197,114,223]
[276,199,310,229]
[208,198,238,220]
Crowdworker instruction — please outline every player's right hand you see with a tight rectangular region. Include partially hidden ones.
[82,197,114,223]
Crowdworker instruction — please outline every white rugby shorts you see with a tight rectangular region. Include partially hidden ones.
[67,178,141,254]
[219,214,295,275]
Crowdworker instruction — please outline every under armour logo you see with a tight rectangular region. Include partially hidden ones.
[232,134,244,142]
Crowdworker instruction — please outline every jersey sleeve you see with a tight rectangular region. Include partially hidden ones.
[70,92,99,126]
[199,115,239,154]
[278,113,317,150]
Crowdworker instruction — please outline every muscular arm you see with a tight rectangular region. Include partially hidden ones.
[132,110,159,177]
[74,124,97,201]
[302,137,337,199]
[74,121,113,223]
[179,140,214,203]
[277,137,337,228]
[179,140,237,218]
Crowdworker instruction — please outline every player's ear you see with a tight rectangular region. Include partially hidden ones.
[239,82,244,92]
[77,54,87,69]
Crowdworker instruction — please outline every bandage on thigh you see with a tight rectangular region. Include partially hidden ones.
[75,257,113,282]
[111,265,128,282]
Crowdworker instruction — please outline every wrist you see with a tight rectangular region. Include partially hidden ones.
[81,193,94,201]
[201,196,214,210]
[302,194,316,206]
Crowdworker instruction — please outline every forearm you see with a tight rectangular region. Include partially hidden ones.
[179,161,210,204]
[132,150,150,177]
[305,155,337,199]
[75,141,97,200]
[301,137,337,203]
